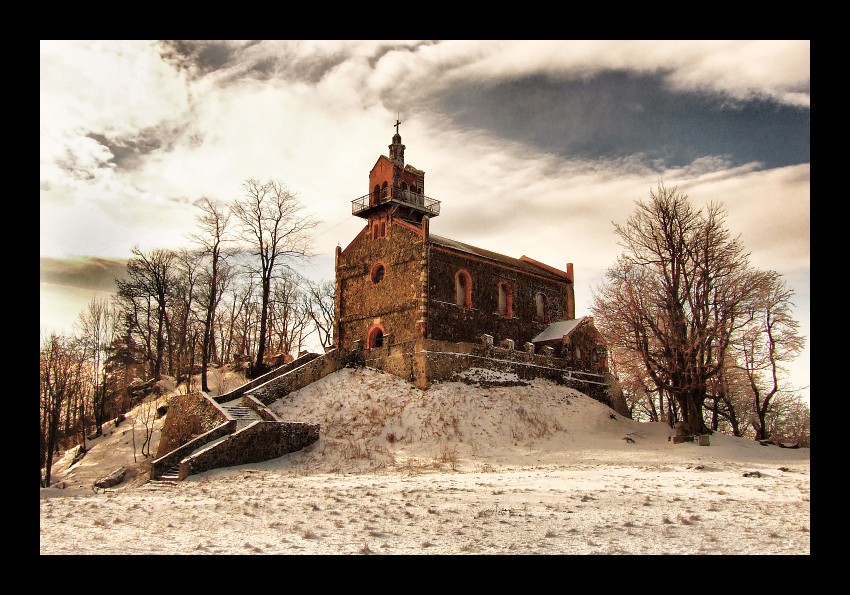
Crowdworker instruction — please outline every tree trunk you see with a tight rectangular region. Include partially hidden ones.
[681,391,708,435]
[254,279,271,374]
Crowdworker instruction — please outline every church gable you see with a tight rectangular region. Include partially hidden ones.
[335,214,426,350]
[368,155,395,204]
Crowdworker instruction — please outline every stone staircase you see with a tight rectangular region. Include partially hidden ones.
[156,464,181,482]
[220,403,262,428]
[149,352,346,483]
[212,352,323,405]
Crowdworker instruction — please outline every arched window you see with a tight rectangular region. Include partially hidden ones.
[455,270,472,309]
[380,181,389,199]
[371,262,385,284]
[498,282,513,317]
[367,325,385,349]
[372,185,381,205]
[535,292,549,323]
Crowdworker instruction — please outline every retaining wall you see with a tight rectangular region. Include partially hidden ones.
[213,352,320,404]
[151,420,235,480]
[248,348,356,406]
[359,337,629,416]
[154,392,231,460]
[181,420,320,477]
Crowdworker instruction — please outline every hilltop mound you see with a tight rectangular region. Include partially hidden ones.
[265,367,796,475]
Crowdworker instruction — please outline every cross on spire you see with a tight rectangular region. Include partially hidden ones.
[394,114,402,135]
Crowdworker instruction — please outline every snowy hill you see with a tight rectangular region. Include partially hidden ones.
[40,366,811,554]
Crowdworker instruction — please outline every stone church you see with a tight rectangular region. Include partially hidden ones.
[332,123,610,391]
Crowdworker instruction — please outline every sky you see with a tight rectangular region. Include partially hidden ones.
[39,40,810,400]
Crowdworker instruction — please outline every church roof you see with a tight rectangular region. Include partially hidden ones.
[531,317,589,343]
[429,234,570,281]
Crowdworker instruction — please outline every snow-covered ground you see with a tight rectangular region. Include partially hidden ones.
[40,366,810,555]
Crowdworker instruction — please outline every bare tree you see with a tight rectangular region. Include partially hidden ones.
[592,181,772,435]
[75,296,119,437]
[40,333,86,487]
[305,278,335,349]
[608,346,662,422]
[734,275,806,440]
[189,197,232,392]
[267,271,312,358]
[116,246,178,379]
[218,276,258,366]
[231,179,318,376]
[172,247,204,390]
[705,353,751,437]
[762,393,809,446]
[136,397,159,458]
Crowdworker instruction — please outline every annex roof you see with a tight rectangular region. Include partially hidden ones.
[531,317,589,343]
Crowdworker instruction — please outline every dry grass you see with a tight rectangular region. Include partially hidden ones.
[342,438,370,460]
[437,441,459,470]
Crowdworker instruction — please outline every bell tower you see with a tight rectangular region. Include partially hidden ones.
[351,119,440,225]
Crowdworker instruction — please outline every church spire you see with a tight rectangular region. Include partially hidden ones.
[389,115,405,168]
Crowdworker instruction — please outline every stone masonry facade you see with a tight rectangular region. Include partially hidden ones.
[426,237,574,347]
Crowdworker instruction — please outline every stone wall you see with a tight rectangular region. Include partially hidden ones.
[151,420,235,480]
[427,246,572,347]
[181,420,320,477]
[248,348,356,406]
[361,339,424,386]
[213,352,320,404]
[536,321,608,375]
[155,392,229,458]
[359,337,629,416]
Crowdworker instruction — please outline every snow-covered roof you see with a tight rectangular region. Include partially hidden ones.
[531,317,588,343]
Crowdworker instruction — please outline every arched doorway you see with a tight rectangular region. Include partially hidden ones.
[367,325,385,349]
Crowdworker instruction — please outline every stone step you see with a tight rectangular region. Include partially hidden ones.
[223,405,261,427]
[157,463,181,482]
[223,406,257,417]
[144,479,177,489]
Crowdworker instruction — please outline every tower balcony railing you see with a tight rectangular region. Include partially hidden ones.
[352,186,441,217]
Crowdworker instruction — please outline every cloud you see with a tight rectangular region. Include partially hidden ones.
[437,40,810,107]
[40,255,128,291]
